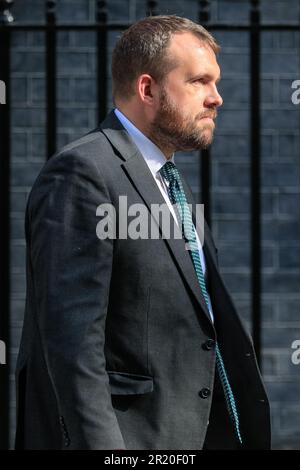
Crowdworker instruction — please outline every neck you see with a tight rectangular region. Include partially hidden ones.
[148,137,174,160]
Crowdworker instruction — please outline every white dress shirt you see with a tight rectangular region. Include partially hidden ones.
[114,108,214,323]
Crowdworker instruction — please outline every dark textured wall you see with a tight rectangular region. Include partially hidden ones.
[7,0,300,449]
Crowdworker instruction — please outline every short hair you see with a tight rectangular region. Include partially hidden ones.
[111,15,220,104]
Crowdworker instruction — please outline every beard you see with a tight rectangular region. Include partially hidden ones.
[148,85,216,153]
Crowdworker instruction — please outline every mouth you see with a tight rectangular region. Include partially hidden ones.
[200,113,216,120]
[199,116,215,124]
[199,113,217,121]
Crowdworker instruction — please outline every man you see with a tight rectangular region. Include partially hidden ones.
[15,15,271,450]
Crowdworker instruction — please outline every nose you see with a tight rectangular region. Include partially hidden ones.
[205,85,223,108]
[215,88,223,107]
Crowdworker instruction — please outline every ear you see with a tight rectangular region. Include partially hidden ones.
[136,74,158,106]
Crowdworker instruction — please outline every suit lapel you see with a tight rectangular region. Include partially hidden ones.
[100,110,215,327]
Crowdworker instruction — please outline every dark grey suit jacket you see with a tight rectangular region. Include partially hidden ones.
[15,110,271,450]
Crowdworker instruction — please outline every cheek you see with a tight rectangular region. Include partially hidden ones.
[183,88,205,109]
[165,84,204,116]
[184,97,204,117]
[166,80,188,103]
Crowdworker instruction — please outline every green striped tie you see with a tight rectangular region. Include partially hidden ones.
[160,160,243,445]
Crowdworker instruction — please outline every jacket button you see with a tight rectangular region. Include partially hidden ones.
[64,438,71,447]
[199,388,211,399]
[202,339,215,351]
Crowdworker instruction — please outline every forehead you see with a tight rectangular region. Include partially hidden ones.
[168,32,220,76]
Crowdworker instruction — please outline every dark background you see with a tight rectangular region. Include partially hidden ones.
[0,0,300,450]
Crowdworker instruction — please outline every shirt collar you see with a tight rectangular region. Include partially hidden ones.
[114,108,175,178]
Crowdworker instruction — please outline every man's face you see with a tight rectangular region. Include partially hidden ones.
[149,32,223,152]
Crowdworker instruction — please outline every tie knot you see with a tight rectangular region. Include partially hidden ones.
[160,160,181,185]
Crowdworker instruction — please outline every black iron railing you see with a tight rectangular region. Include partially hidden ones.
[0,0,299,450]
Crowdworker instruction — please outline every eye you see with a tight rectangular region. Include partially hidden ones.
[193,78,207,84]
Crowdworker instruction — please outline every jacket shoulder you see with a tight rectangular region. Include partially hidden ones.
[31,128,115,184]
[26,128,115,214]
[51,127,114,165]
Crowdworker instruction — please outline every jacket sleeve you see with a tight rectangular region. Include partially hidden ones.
[27,149,126,449]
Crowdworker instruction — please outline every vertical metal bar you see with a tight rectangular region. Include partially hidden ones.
[250,0,261,367]
[46,0,57,159]
[97,0,107,123]
[0,0,14,451]
[146,0,159,16]
[129,0,137,23]
[198,1,212,227]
